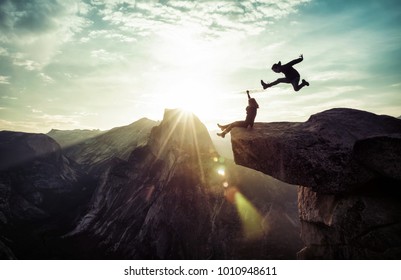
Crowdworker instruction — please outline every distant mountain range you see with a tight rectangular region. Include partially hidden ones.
[0,110,300,259]
[48,118,158,176]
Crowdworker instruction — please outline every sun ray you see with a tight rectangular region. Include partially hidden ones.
[188,113,206,184]
[156,110,185,159]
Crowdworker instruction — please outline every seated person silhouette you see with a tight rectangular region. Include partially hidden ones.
[261,54,309,92]
[217,91,259,138]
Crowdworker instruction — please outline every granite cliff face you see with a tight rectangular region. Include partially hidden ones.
[66,109,301,259]
[231,108,401,259]
[0,131,94,259]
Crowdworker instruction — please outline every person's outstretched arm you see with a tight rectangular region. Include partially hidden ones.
[246,90,251,99]
[287,54,303,67]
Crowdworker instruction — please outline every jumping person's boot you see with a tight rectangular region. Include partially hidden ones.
[217,132,226,138]
[302,79,310,86]
[261,80,270,90]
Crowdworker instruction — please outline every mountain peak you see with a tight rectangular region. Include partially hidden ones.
[149,108,216,159]
[0,131,62,170]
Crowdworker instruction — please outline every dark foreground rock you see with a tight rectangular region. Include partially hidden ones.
[0,131,94,259]
[231,108,401,259]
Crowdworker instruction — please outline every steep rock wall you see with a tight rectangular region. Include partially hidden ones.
[231,108,401,259]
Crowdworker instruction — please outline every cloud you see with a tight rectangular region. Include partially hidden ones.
[0,75,10,84]
[93,0,311,39]
[310,71,367,82]
[0,47,8,56]
[0,0,89,36]
[1,95,17,99]
[84,29,137,43]
[0,110,96,133]
[0,0,91,68]
[12,54,42,71]
[38,73,55,84]
[90,49,124,63]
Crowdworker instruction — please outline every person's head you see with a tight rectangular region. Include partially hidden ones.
[271,61,282,73]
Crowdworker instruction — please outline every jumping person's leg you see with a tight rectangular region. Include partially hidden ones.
[262,78,289,89]
[291,77,310,92]
[267,78,290,88]
[291,77,301,91]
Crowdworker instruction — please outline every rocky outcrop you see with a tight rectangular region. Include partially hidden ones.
[67,109,301,259]
[231,108,401,259]
[0,131,94,259]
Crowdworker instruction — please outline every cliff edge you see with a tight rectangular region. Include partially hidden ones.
[231,108,401,259]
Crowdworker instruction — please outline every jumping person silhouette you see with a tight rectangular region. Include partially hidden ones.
[217,91,259,138]
[261,54,309,92]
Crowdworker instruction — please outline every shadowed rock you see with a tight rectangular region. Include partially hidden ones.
[66,109,301,259]
[0,131,94,259]
[230,108,401,259]
[0,110,301,259]
[231,108,401,194]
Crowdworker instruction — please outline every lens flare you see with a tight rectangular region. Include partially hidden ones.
[224,187,264,240]
[235,192,264,240]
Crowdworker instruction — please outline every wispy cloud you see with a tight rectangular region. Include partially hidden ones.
[90,49,124,63]
[0,111,95,133]
[38,73,55,84]
[1,95,17,100]
[0,75,11,84]
[0,0,91,68]
[93,0,311,39]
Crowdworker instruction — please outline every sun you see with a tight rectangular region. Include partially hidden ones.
[150,26,226,126]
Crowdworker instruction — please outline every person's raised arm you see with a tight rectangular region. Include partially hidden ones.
[287,54,303,67]
[246,90,251,100]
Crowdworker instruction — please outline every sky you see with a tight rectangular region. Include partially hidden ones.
[0,0,400,133]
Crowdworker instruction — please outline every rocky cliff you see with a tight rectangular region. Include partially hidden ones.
[66,109,301,259]
[230,108,401,259]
